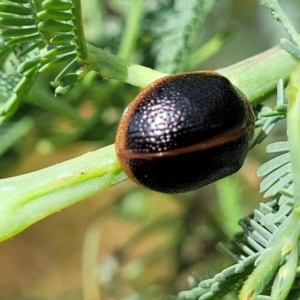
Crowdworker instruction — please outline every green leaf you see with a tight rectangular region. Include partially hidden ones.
[38,19,73,32]
[49,33,74,44]
[6,0,29,3]
[0,16,36,26]
[0,65,39,124]
[259,163,291,195]
[1,26,38,38]
[37,10,72,21]
[42,44,76,59]
[39,52,77,72]
[17,55,41,73]
[42,0,72,11]
[257,152,290,177]
[265,141,289,153]
[0,3,33,15]
[177,254,258,300]
[5,33,40,45]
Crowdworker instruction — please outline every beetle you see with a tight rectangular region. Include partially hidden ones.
[115,71,255,193]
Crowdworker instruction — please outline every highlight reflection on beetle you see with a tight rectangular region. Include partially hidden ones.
[115,71,255,193]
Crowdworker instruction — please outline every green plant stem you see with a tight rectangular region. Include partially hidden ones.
[286,63,300,211]
[117,0,144,60]
[0,144,126,242]
[218,45,297,105]
[87,43,296,104]
[86,44,167,87]
[72,0,88,60]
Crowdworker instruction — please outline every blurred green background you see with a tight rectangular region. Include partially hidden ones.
[0,0,300,299]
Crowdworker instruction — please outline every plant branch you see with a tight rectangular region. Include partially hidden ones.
[86,43,297,105]
[218,45,297,105]
[86,44,168,87]
[0,44,297,242]
[0,144,126,242]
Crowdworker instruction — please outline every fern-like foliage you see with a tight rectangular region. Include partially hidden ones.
[250,79,287,149]
[153,0,216,73]
[0,0,88,124]
[0,0,40,123]
[178,142,298,300]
